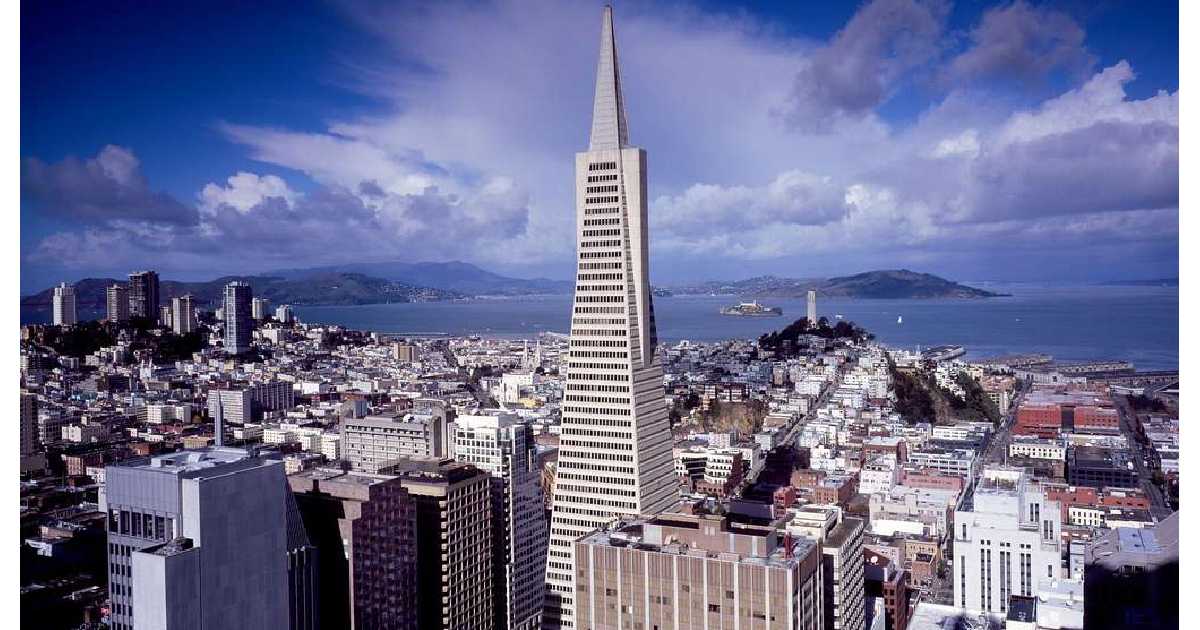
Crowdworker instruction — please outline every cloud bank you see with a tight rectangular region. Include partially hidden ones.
[22,0,1177,283]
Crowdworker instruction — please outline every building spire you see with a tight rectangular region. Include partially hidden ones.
[588,5,629,151]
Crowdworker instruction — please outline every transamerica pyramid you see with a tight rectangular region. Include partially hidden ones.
[541,5,679,629]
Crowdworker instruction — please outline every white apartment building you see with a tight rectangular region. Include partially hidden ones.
[171,295,196,334]
[1008,438,1067,462]
[145,403,194,425]
[953,467,1063,616]
[545,8,679,627]
[53,282,77,326]
[859,458,899,496]
[341,411,449,472]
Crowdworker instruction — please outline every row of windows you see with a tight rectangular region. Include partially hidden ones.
[551,502,631,519]
[579,250,621,259]
[583,207,620,216]
[586,185,619,194]
[562,405,631,416]
[559,426,632,439]
[586,174,618,183]
[553,492,637,511]
[581,228,622,237]
[579,261,622,270]
[556,484,637,499]
[561,416,632,428]
[577,272,624,281]
[574,284,626,292]
[568,371,629,382]
[580,238,622,248]
[583,218,621,227]
[566,383,629,393]
[561,443,633,457]
[574,295,624,304]
[569,327,626,336]
[587,196,620,205]
[572,317,627,326]
[564,394,631,405]
[556,471,635,486]
[570,339,628,347]
[570,351,629,359]
[573,307,625,315]
[588,161,618,171]
[566,361,627,370]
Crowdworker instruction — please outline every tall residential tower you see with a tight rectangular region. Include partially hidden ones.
[543,7,678,627]
[223,281,253,355]
[128,270,160,320]
[52,282,77,326]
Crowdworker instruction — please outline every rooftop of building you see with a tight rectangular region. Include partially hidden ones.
[111,446,266,477]
[1069,446,1132,469]
[907,602,1003,630]
[578,508,812,570]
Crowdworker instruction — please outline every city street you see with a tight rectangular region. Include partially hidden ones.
[1111,394,1173,520]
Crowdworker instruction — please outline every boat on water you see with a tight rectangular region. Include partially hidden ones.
[720,300,783,317]
[897,315,903,324]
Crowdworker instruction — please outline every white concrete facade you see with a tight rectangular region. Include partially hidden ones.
[953,467,1063,616]
[544,8,678,628]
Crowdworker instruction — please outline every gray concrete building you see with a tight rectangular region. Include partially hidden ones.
[102,447,305,630]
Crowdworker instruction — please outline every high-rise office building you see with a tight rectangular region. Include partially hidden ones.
[19,391,46,474]
[455,412,548,630]
[952,467,1063,615]
[102,447,304,630]
[223,281,253,355]
[379,456,494,630]
[107,284,130,322]
[574,507,824,630]
[289,468,418,630]
[52,282,77,326]
[545,7,678,626]
[1084,512,1178,629]
[20,391,37,458]
[159,305,173,329]
[275,304,294,324]
[252,297,272,320]
[787,505,867,630]
[808,289,817,324]
[172,294,196,334]
[128,270,160,320]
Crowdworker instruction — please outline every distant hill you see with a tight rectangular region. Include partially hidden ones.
[1099,277,1178,287]
[270,260,573,296]
[670,269,1005,299]
[20,272,465,311]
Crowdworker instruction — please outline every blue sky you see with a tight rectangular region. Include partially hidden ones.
[21,0,1178,292]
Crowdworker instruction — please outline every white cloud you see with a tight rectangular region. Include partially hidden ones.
[199,172,299,213]
[931,129,980,159]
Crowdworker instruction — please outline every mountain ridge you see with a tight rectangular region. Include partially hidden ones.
[20,272,466,311]
[667,269,1006,299]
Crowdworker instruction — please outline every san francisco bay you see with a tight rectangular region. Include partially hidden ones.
[289,284,1178,371]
